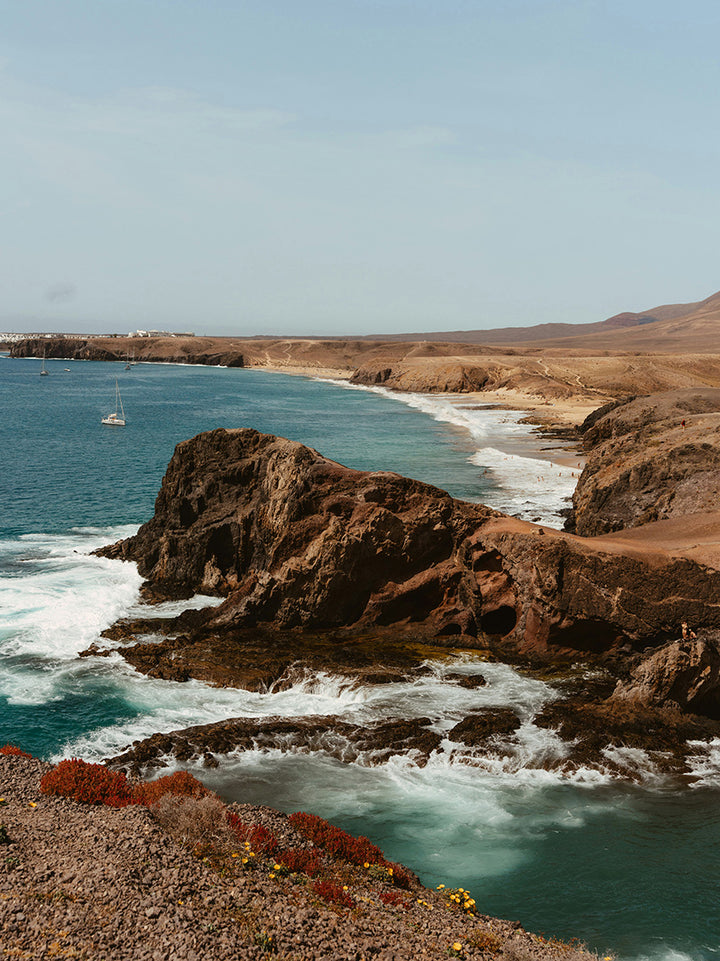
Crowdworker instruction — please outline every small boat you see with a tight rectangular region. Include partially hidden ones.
[40,351,49,376]
[101,380,126,426]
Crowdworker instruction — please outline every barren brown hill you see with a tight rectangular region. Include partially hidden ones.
[357,289,720,350]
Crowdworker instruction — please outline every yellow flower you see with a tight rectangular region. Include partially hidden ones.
[178,900,184,905]
[273,864,282,871]
[231,853,239,858]
[242,858,248,864]
[28,801,37,808]
[388,868,393,875]
[342,885,349,891]
[452,944,462,952]
[364,862,370,868]
[269,873,276,879]
[437,883,445,889]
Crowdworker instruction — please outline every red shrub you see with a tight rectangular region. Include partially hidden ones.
[0,745,33,758]
[134,770,211,806]
[277,848,323,877]
[379,890,409,908]
[227,812,279,857]
[40,759,133,807]
[387,863,412,890]
[312,879,355,909]
[288,812,384,865]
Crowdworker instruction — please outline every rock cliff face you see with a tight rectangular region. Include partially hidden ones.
[610,634,720,718]
[9,336,245,368]
[350,363,493,393]
[98,428,720,657]
[566,389,720,535]
[349,360,586,400]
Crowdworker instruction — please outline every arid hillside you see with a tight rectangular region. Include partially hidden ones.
[357,288,720,350]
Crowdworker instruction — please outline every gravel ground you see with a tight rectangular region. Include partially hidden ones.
[0,756,602,961]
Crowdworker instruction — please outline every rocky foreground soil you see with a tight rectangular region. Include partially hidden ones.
[0,756,600,961]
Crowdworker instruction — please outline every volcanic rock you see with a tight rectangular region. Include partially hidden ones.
[534,696,719,778]
[97,428,720,662]
[9,335,245,368]
[610,632,720,718]
[567,389,720,535]
[108,715,443,776]
[448,710,521,746]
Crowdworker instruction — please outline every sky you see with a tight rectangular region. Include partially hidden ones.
[1,0,719,337]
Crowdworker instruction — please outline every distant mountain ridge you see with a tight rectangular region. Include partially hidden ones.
[365,289,720,349]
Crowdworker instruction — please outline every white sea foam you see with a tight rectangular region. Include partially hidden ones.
[628,951,712,961]
[125,594,226,619]
[0,527,143,709]
[469,447,577,523]
[319,379,580,527]
[183,744,616,873]
[685,737,720,787]
[0,528,143,665]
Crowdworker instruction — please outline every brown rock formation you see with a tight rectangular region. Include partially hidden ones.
[87,623,437,691]
[610,633,720,718]
[97,428,720,662]
[109,715,444,775]
[350,362,492,393]
[534,696,719,777]
[448,710,521,746]
[9,336,246,368]
[566,389,720,535]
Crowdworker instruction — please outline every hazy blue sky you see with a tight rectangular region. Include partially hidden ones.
[2,1,719,336]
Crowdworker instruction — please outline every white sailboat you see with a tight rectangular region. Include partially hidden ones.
[101,380,126,426]
[40,351,49,376]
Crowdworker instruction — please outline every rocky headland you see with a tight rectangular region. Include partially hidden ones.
[566,388,720,535]
[93,423,720,780]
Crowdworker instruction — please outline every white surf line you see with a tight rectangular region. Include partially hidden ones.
[317,378,579,527]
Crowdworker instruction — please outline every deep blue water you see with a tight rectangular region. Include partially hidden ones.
[0,356,493,537]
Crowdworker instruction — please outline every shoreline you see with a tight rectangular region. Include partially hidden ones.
[304,372,588,476]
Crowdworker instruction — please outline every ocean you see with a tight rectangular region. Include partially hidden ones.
[1,354,718,961]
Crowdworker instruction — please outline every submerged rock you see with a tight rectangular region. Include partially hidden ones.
[108,714,444,775]
[448,709,521,746]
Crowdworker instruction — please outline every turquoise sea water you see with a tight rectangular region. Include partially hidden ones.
[1,355,718,961]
